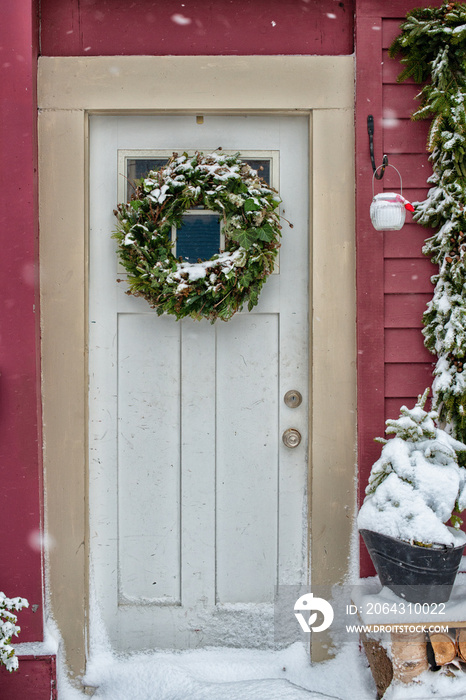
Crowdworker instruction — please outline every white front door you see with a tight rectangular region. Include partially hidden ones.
[89,115,309,651]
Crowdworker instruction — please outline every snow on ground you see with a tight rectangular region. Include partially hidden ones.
[79,641,374,700]
[20,572,466,698]
[16,618,466,699]
[55,638,466,700]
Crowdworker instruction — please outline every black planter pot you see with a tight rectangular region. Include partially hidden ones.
[360,529,465,603]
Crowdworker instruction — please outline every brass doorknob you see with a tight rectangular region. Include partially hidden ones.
[282,428,302,448]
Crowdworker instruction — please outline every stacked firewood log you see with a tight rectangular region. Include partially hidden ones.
[362,629,466,699]
[430,629,466,668]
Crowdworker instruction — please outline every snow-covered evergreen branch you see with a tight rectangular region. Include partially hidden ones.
[358,390,466,545]
[0,592,28,672]
[390,2,466,445]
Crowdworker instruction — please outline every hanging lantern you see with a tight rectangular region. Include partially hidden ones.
[370,164,414,231]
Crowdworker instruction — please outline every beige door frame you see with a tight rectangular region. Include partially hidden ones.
[38,55,356,680]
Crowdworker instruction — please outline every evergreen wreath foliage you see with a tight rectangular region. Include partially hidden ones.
[113,150,282,322]
[390,2,466,444]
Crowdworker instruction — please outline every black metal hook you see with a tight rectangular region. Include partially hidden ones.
[367,115,388,180]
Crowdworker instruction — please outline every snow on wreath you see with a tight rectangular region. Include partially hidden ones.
[113,150,283,322]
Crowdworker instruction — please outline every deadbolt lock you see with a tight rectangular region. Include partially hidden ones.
[284,390,303,408]
[282,428,302,448]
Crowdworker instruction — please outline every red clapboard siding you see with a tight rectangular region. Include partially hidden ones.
[39,0,355,56]
[385,396,430,421]
[383,154,432,188]
[383,84,422,117]
[384,293,431,328]
[383,225,430,258]
[0,656,57,699]
[402,188,431,203]
[383,119,430,153]
[385,362,435,396]
[383,48,416,83]
[384,258,436,294]
[385,328,432,362]
[383,18,406,46]
[357,0,444,577]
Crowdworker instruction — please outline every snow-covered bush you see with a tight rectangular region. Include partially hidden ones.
[358,390,466,547]
[0,592,28,672]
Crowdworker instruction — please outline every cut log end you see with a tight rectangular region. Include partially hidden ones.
[456,629,466,663]
[430,632,456,667]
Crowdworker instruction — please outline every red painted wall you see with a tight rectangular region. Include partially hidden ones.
[0,1,59,697]
[356,0,442,576]
[0,656,57,699]
[6,0,443,618]
[6,0,447,691]
[2,1,355,696]
[40,0,354,56]
[0,0,43,639]
[31,0,444,591]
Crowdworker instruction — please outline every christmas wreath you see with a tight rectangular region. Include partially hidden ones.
[113,150,282,322]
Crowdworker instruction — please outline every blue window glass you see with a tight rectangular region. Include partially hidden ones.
[126,158,167,201]
[245,159,270,185]
[176,213,221,262]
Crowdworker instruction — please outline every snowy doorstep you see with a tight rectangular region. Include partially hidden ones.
[15,570,466,699]
[15,631,466,700]
[67,640,466,700]
[78,641,372,700]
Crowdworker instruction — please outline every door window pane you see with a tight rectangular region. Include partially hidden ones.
[175,213,221,262]
[126,158,167,201]
[244,159,270,185]
[125,155,271,262]
[126,157,271,200]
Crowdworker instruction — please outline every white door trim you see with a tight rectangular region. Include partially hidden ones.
[38,55,356,680]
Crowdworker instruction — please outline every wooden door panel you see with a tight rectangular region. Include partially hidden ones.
[118,314,181,604]
[216,314,279,604]
[89,114,309,650]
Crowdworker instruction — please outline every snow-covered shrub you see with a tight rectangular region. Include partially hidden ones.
[0,592,28,672]
[358,390,466,547]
